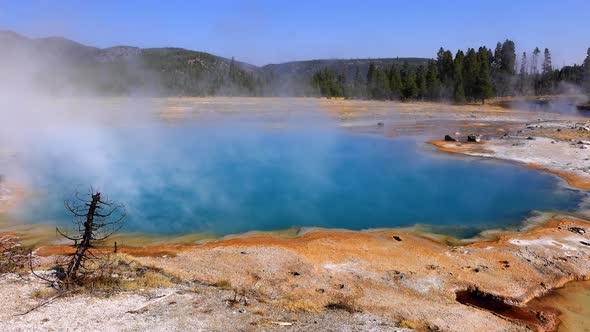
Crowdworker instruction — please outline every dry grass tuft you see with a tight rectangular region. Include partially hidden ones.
[252,309,266,316]
[0,234,29,273]
[135,271,173,288]
[398,318,432,331]
[324,295,361,314]
[68,253,176,294]
[30,288,57,299]
[212,279,233,290]
[279,296,323,313]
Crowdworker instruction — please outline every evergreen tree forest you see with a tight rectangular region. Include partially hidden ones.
[309,41,590,103]
[6,30,589,100]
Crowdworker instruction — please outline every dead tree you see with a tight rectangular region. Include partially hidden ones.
[57,189,125,285]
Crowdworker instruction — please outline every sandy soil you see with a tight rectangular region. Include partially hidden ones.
[1,273,411,332]
[2,217,586,332]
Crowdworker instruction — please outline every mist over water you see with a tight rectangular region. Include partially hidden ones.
[0,33,585,238]
[498,96,590,117]
[6,124,583,236]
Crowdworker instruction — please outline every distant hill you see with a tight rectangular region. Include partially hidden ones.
[0,30,431,96]
[262,58,429,78]
[260,58,431,96]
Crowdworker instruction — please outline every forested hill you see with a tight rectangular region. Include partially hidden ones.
[262,58,428,77]
[1,30,589,100]
[0,30,260,96]
[0,30,429,96]
[260,58,429,96]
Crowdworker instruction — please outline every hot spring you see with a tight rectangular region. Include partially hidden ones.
[6,123,584,237]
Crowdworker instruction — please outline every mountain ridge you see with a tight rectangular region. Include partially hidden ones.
[0,30,432,96]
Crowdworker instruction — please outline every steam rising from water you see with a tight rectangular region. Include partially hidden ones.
[0,42,585,237]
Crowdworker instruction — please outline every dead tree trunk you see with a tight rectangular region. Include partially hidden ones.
[66,192,100,281]
[55,189,125,287]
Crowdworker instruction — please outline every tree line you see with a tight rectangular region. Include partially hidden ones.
[310,41,590,103]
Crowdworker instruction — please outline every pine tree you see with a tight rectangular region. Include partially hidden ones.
[531,47,541,75]
[453,50,466,103]
[436,47,445,75]
[492,42,504,96]
[426,61,441,100]
[366,63,376,98]
[542,48,553,75]
[541,48,553,94]
[439,50,455,98]
[372,68,391,100]
[475,47,494,103]
[519,52,529,95]
[415,65,427,100]
[583,48,590,99]
[531,47,541,94]
[500,40,516,75]
[353,66,365,99]
[491,40,516,97]
[311,68,347,98]
[463,48,479,101]
[401,62,418,100]
[389,64,403,99]
[493,42,503,70]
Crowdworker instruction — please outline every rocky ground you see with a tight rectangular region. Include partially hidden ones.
[1,217,589,331]
[0,273,409,332]
[430,119,590,191]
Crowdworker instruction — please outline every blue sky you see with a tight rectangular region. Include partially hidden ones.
[1,0,589,66]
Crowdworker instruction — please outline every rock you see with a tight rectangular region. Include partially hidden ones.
[567,227,585,235]
[467,134,481,142]
[526,136,535,140]
[444,135,457,142]
[50,266,66,280]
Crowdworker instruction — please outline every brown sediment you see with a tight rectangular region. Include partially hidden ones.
[427,140,494,155]
[149,218,590,330]
[530,280,590,332]
[32,217,590,331]
[34,244,195,258]
[526,163,590,191]
[455,288,559,331]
